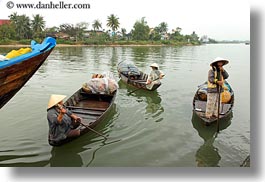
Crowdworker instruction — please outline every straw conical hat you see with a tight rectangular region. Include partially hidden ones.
[210,57,229,66]
[47,94,66,109]
[150,63,159,68]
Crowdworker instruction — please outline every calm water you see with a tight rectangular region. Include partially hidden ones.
[0,44,250,167]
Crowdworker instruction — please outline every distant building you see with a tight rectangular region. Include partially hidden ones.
[200,35,209,43]
[161,33,169,40]
[54,32,70,39]
[0,19,11,26]
[85,30,104,38]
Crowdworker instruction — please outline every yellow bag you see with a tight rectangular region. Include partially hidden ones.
[5,48,32,59]
[221,90,231,103]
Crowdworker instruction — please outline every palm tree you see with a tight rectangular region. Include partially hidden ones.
[9,13,31,39]
[16,15,31,39]
[159,22,168,34]
[92,19,102,31]
[31,14,45,38]
[9,12,19,24]
[75,22,89,41]
[121,28,126,40]
[106,14,120,42]
[9,12,19,39]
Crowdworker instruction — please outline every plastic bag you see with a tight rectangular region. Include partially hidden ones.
[82,72,118,94]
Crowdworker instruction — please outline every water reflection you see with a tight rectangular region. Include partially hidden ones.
[110,47,119,72]
[118,81,164,122]
[131,46,150,63]
[192,112,233,167]
[50,145,84,167]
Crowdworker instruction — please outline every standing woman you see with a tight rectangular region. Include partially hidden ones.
[205,57,229,119]
[146,63,165,90]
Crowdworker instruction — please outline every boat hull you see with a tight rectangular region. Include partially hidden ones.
[0,49,53,109]
[192,81,234,124]
[119,71,161,91]
[0,37,56,109]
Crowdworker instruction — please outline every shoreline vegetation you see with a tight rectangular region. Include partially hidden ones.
[0,13,205,48]
[0,13,249,48]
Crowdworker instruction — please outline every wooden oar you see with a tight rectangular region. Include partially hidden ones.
[79,121,108,140]
[127,87,142,95]
[216,84,221,133]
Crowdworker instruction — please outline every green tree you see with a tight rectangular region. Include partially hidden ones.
[16,15,31,39]
[132,17,150,41]
[158,22,168,34]
[59,23,75,37]
[0,23,15,39]
[121,28,127,40]
[75,22,89,41]
[92,19,102,31]
[190,31,199,43]
[31,14,45,38]
[170,27,185,42]
[106,14,120,42]
[9,12,19,24]
[9,12,19,39]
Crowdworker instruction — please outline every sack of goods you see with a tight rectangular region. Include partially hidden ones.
[117,61,140,76]
[221,90,231,103]
[82,72,118,95]
[197,85,208,101]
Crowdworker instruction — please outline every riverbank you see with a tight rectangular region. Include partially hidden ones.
[0,43,196,48]
[0,39,199,48]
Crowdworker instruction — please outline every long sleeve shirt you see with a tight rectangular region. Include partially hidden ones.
[47,107,73,142]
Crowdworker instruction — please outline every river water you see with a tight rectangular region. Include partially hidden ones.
[0,44,250,167]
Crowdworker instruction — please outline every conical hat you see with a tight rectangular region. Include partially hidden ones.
[150,63,159,68]
[47,94,67,109]
[210,57,229,66]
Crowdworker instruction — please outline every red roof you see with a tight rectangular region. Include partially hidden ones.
[0,20,11,26]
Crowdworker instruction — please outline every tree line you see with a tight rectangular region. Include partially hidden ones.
[0,13,206,45]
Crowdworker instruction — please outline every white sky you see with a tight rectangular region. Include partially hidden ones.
[0,0,250,41]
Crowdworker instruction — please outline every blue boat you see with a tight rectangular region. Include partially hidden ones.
[0,37,56,109]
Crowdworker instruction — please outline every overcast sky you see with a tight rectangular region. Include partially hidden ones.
[0,0,249,41]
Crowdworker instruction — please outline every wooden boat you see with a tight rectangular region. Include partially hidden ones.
[118,71,161,91]
[0,37,56,109]
[192,81,234,124]
[48,88,117,146]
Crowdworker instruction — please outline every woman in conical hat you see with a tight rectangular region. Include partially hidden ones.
[205,57,230,120]
[47,94,82,145]
[146,63,165,90]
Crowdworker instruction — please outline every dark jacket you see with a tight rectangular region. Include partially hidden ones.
[47,107,73,142]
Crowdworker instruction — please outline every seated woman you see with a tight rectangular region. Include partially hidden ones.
[47,94,81,145]
[146,63,165,90]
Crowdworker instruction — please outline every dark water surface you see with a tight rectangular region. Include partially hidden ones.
[0,44,250,167]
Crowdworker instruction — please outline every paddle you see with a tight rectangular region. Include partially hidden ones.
[127,87,142,95]
[216,85,221,133]
[216,67,223,134]
[79,120,108,140]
